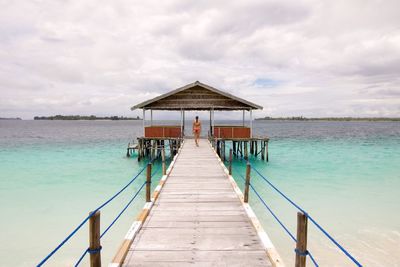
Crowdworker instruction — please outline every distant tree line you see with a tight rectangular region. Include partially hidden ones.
[255,116,400,121]
[34,115,141,120]
[0,117,22,120]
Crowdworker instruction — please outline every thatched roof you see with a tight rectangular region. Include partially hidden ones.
[131,81,262,111]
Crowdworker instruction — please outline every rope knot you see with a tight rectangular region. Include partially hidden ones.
[294,248,309,256]
[87,246,102,254]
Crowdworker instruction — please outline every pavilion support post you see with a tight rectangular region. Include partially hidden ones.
[180,109,183,138]
[250,109,253,138]
[242,110,245,127]
[209,110,212,137]
[150,109,153,126]
[266,141,269,162]
[182,110,185,137]
[233,141,236,157]
[142,109,145,137]
[212,109,215,135]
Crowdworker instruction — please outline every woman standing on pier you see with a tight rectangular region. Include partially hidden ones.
[192,116,201,146]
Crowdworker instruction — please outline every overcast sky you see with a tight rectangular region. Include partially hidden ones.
[1,0,399,119]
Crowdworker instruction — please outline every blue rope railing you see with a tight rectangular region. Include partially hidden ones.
[37,159,157,267]
[231,164,318,266]
[251,166,362,267]
[74,181,147,266]
[227,155,361,266]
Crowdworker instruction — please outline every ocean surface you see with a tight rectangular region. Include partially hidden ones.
[0,120,399,266]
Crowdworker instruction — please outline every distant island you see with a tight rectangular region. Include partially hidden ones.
[34,115,141,120]
[0,117,22,120]
[256,116,400,121]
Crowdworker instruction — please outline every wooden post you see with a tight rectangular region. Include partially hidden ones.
[255,140,258,157]
[228,148,233,175]
[244,163,251,203]
[151,140,156,159]
[223,141,226,161]
[233,141,236,156]
[261,142,265,160]
[89,210,101,267]
[137,140,141,162]
[295,212,308,267]
[244,141,248,160]
[161,147,166,175]
[266,141,269,162]
[146,163,152,202]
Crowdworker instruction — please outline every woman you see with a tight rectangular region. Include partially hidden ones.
[192,116,201,146]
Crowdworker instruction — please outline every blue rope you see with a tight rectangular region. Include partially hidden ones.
[100,182,146,238]
[251,166,362,267]
[249,183,297,242]
[74,249,88,267]
[308,251,319,267]
[37,161,151,267]
[306,214,361,267]
[234,165,320,266]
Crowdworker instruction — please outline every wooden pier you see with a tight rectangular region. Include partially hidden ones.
[111,139,282,267]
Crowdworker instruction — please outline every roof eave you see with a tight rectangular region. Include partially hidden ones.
[130,81,263,110]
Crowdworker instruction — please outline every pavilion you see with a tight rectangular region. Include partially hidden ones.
[130,81,269,162]
[131,80,262,138]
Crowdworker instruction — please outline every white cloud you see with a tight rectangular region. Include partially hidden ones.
[0,0,399,119]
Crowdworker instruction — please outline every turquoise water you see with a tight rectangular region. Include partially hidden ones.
[0,120,399,266]
[226,122,400,266]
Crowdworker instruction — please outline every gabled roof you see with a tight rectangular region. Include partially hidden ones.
[131,81,263,111]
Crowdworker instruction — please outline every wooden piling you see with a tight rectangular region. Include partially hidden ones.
[295,212,308,267]
[138,139,142,161]
[146,163,152,202]
[161,147,166,175]
[228,148,233,175]
[261,142,265,160]
[126,143,130,157]
[151,141,156,159]
[244,141,248,160]
[266,141,269,162]
[89,210,101,267]
[244,163,251,203]
[223,141,226,161]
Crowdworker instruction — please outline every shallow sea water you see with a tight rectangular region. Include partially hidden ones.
[0,120,399,266]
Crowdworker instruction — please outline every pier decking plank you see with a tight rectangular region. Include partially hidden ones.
[123,139,273,267]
